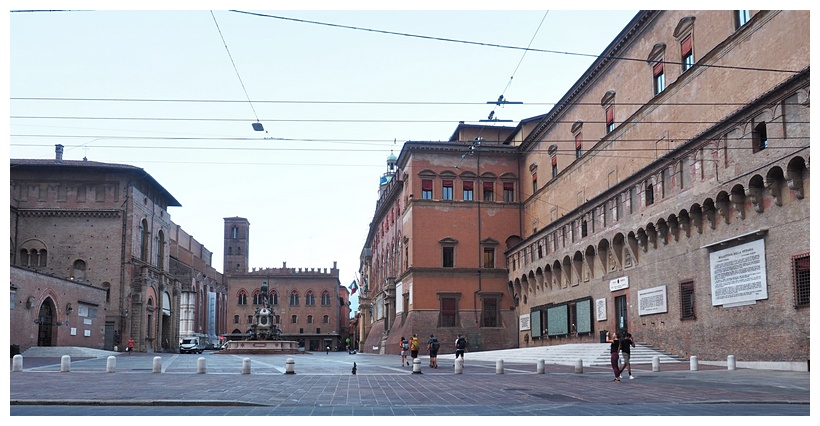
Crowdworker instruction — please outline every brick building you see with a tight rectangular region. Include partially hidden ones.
[222,217,348,351]
[358,10,810,367]
[9,148,227,353]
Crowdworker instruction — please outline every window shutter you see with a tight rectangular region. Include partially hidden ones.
[443,179,453,188]
[653,61,664,77]
[503,182,513,190]
[463,181,473,191]
[483,182,493,191]
[681,35,692,56]
[422,179,433,191]
[605,106,614,123]
[551,156,557,166]
[575,133,583,149]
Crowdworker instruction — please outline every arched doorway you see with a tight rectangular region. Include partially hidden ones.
[37,299,57,346]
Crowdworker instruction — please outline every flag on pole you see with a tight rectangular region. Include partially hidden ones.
[349,280,359,295]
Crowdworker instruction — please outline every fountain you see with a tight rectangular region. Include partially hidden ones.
[220,282,300,354]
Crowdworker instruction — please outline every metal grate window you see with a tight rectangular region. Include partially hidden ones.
[680,281,695,320]
[792,254,810,307]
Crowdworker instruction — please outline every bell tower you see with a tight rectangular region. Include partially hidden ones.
[223,217,250,274]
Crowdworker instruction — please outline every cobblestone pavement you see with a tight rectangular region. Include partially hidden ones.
[8,351,811,416]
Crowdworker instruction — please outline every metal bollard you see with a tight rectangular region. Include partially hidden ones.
[727,355,736,371]
[690,355,699,371]
[106,356,116,373]
[61,355,71,372]
[197,357,207,374]
[652,356,660,372]
[574,359,583,374]
[12,354,23,372]
[242,358,251,375]
[536,359,545,374]
[412,358,423,374]
[285,358,296,374]
[496,359,504,374]
[152,356,162,373]
[454,357,463,374]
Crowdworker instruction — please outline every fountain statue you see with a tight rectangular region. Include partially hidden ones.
[220,282,299,354]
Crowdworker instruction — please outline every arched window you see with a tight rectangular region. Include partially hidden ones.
[237,290,248,306]
[289,290,299,306]
[321,291,331,306]
[305,291,315,306]
[156,230,165,269]
[291,315,297,324]
[271,290,279,305]
[253,289,263,305]
[233,315,240,324]
[140,219,150,261]
[72,259,86,281]
[323,315,329,324]
[307,315,313,324]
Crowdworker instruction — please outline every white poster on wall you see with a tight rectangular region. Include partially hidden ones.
[596,298,607,321]
[638,285,668,315]
[609,276,629,291]
[710,238,768,306]
[519,314,531,331]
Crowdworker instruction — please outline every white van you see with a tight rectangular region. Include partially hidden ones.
[179,337,206,354]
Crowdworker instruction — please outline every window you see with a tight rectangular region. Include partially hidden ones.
[247,315,253,324]
[753,122,768,152]
[681,35,694,72]
[271,291,279,305]
[421,179,433,199]
[439,296,458,327]
[233,315,240,324]
[237,291,248,306]
[532,173,538,193]
[551,156,558,178]
[645,183,655,206]
[291,315,297,324]
[321,291,331,306]
[483,248,495,268]
[653,61,665,95]
[307,315,313,324]
[306,291,315,306]
[463,181,474,201]
[735,10,750,29]
[629,186,638,214]
[483,182,494,201]
[575,133,583,158]
[442,180,453,200]
[503,182,514,202]
[605,106,615,133]
[793,254,809,307]
[442,246,455,268]
[581,220,588,238]
[289,290,299,306]
[253,290,263,305]
[662,168,671,198]
[680,281,695,320]
[323,315,329,324]
[481,296,499,327]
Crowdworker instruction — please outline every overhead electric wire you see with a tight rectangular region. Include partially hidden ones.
[229,10,802,75]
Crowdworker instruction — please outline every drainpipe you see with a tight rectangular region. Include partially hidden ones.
[474,140,483,325]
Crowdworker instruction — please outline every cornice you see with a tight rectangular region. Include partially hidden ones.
[17,209,121,219]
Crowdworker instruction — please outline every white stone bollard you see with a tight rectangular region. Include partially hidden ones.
[60,355,71,372]
[537,359,545,374]
[152,356,162,373]
[242,358,252,374]
[12,354,23,372]
[496,359,504,374]
[285,358,296,374]
[413,357,423,374]
[197,357,207,374]
[727,355,736,371]
[652,356,660,372]
[574,359,584,374]
[106,356,116,373]
[690,355,699,371]
[454,357,463,374]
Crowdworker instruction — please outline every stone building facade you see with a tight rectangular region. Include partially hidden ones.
[222,217,347,351]
[505,10,809,368]
[9,149,227,353]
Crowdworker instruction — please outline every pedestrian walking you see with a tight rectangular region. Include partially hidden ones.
[427,334,440,368]
[410,334,421,362]
[606,331,621,381]
[619,332,636,379]
[127,338,135,354]
[455,334,467,366]
[400,337,410,366]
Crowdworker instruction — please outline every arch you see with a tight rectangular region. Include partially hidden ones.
[543,264,553,291]
[584,245,596,281]
[746,174,765,213]
[552,260,563,289]
[534,267,545,293]
[716,191,731,224]
[37,297,57,347]
[766,166,786,206]
[19,239,47,267]
[156,230,166,269]
[666,214,680,242]
[598,238,615,273]
[139,218,150,261]
[656,218,669,245]
[730,184,747,220]
[72,259,86,281]
[689,203,704,234]
[305,290,316,306]
[562,255,573,287]
[787,156,807,199]
[702,198,717,229]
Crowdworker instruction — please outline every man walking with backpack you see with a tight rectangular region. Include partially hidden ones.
[455,334,467,366]
[427,334,440,368]
[400,337,410,366]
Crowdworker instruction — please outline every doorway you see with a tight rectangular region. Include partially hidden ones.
[37,299,56,346]
[615,295,628,335]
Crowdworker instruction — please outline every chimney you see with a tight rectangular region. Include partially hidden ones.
[55,144,64,161]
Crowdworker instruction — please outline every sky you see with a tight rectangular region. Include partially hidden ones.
[7,3,643,313]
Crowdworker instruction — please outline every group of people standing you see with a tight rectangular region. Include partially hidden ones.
[606,330,635,381]
[399,333,466,369]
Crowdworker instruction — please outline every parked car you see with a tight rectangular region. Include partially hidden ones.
[179,337,206,354]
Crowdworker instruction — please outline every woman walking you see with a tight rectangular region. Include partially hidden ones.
[606,331,621,381]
